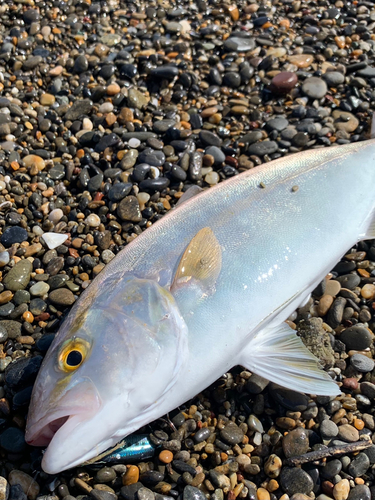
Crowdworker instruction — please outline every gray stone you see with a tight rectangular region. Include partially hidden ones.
[323,71,345,86]
[280,468,314,496]
[302,77,327,99]
[339,325,373,350]
[320,420,338,439]
[348,452,370,477]
[247,141,278,156]
[350,353,375,373]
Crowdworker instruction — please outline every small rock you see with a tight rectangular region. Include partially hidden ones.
[302,77,327,99]
[282,427,309,458]
[280,468,314,496]
[333,479,350,500]
[8,471,39,500]
[337,424,359,442]
[350,354,375,373]
[49,289,76,307]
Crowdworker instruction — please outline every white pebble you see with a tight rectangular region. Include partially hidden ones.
[205,171,220,185]
[82,118,93,131]
[129,138,141,148]
[85,214,101,227]
[0,251,10,267]
[29,282,50,297]
[253,432,262,446]
[0,181,5,190]
[4,176,10,183]
[42,232,68,249]
[48,208,64,224]
[98,102,114,113]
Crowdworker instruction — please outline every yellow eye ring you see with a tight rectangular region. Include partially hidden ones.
[58,338,90,372]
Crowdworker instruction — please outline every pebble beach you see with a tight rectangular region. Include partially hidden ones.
[1,0,375,500]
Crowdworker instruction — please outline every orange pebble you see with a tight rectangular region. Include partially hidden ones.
[159,450,173,464]
[354,419,365,430]
[23,311,34,323]
[122,465,139,486]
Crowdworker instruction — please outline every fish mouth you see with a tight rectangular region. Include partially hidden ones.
[26,415,70,446]
[26,378,102,448]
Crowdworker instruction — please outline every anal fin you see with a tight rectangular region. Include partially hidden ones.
[239,323,340,396]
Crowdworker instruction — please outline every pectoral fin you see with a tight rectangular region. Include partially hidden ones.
[240,323,340,396]
[171,227,222,294]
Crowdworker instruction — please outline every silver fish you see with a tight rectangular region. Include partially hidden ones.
[26,139,375,474]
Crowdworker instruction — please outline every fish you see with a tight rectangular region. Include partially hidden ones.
[26,138,375,474]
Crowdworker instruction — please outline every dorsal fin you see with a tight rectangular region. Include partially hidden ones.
[175,186,204,208]
[171,227,222,294]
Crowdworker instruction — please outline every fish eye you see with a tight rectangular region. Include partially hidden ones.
[66,350,82,367]
[58,338,90,372]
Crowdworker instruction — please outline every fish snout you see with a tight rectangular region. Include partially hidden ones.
[25,377,101,447]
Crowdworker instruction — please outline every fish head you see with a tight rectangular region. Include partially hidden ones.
[26,274,188,474]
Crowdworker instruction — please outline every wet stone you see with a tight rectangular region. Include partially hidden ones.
[183,486,206,500]
[49,289,76,307]
[350,354,375,373]
[0,320,21,339]
[220,423,244,445]
[248,414,264,433]
[139,472,164,485]
[137,488,155,500]
[348,453,370,477]
[65,99,93,121]
[224,37,255,52]
[5,356,42,388]
[247,141,278,156]
[30,299,47,316]
[150,66,179,79]
[90,491,117,500]
[117,196,142,222]
[0,227,28,247]
[95,468,116,483]
[246,374,269,394]
[347,485,371,500]
[0,304,14,317]
[121,483,143,500]
[320,420,338,439]
[128,89,149,109]
[339,326,373,350]
[194,428,211,443]
[280,468,314,496]
[138,150,165,167]
[321,459,342,479]
[199,131,222,147]
[3,260,33,292]
[282,427,309,458]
